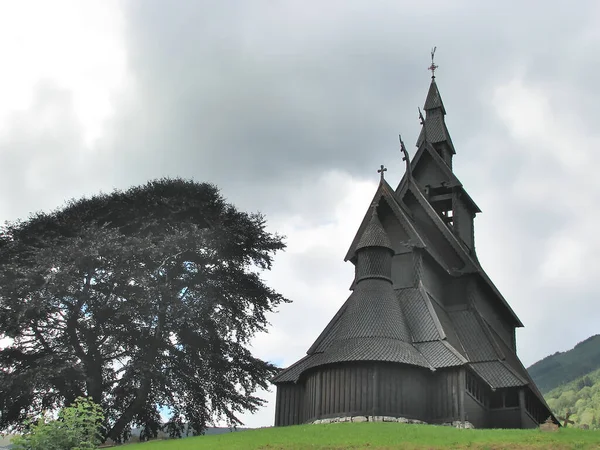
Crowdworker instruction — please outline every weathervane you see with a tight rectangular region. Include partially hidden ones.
[377,164,387,180]
[428,46,438,78]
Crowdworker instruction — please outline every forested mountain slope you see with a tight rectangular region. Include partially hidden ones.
[527,334,600,393]
[543,367,600,429]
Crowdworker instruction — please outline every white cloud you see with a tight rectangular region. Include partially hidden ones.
[0,0,128,145]
[239,170,376,427]
[2,0,600,432]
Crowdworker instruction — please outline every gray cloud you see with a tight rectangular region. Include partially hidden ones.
[1,0,599,427]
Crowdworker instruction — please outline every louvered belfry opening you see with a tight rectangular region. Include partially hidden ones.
[272,69,557,429]
[427,185,454,228]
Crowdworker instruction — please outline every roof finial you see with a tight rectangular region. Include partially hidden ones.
[377,164,387,180]
[399,135,411,178]
[428,46,438,78]
[418,107,427,143]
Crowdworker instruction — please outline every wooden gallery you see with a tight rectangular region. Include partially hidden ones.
[272,71,556,428]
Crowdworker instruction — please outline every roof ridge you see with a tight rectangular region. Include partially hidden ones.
[419,282,447,340]
[470,305,505,360]
[441,339,468,364]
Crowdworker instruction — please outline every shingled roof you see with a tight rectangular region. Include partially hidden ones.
[273,208,432,384]
[417,78,455,154]
[356,208,393,250]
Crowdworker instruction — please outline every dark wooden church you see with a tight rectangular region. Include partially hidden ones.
[272,71,556,428]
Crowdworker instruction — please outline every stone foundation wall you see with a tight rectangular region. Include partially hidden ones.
[312,415,426,425]
[441,421,475,429]
[311,416,474,429]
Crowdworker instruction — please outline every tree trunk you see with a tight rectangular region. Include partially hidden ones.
[107,378,152,442]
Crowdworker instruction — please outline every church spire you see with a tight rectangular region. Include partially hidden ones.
[416,48,456,168]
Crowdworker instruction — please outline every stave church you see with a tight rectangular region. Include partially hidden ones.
[271,62,556,429]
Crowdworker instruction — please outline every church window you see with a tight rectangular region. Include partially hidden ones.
[466,371,488,406]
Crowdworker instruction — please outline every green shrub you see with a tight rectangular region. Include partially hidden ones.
[11,397,104,450]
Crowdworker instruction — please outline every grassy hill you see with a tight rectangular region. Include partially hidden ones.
[117,422,598,449]
[528,334,600,393]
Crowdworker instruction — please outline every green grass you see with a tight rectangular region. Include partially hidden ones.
[121,422,600,449]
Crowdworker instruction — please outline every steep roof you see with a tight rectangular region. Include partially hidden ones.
[356,209,393,251]
[393,175,523,327]
[344,179,425,262]
[272,280,432,384]
[424,77,446,113]
[417,78,455,154]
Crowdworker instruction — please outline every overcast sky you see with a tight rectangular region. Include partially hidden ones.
[1,0,599,429]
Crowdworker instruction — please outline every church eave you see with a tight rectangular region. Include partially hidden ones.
[271,354,314,384]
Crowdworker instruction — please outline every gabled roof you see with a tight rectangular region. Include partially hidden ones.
[405,178,477,271]
[410,140,481,213]
[344,178,425,262]
[396,177,523,327]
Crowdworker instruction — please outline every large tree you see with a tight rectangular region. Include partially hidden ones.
[0,178,288,442]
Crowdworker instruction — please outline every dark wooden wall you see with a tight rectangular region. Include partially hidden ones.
[377,363,429,419]
[276,363,467,426]
[489,408,521,429]
[452,193,474,251]
[303,362,431,422]
[428,369,461,423]
[418,252,449,301]
[274,383,305,427]
[521,411,539,429]
[464,393,487,428]
[391,252,415,288]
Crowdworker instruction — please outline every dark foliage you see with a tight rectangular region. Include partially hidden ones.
[0,178,289,442]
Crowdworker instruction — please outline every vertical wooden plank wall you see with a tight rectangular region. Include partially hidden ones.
[276,364,473,426]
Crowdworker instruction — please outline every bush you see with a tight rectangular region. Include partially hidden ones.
[11,397,104,450]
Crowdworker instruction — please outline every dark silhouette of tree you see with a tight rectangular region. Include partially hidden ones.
[0,178,288,442]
